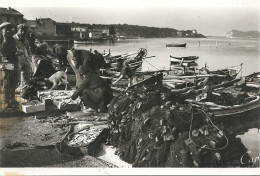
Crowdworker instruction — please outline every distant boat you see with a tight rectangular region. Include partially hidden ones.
[170,55,199,62]
[74,40,97,44]
[166,43,186,47]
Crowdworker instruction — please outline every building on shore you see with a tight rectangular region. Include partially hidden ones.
[0,7,24,27]
[26,18,72,40]
[89,29,102,40]
[56,22,72,38]
[27,18,56,39]
[26,19,108,41]
[71,26,88,39]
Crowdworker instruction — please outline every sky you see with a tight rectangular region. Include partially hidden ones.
[1,0,259,36]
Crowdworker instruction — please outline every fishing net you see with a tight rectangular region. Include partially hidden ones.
[107,84,253,167]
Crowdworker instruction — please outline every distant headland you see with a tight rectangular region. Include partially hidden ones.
[226,30,259,38]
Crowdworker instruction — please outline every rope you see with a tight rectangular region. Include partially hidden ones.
[144,60,160,71]
[188,106,229,151]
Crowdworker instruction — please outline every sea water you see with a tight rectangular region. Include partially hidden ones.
[75,37,259,167]
[75,37,259,76]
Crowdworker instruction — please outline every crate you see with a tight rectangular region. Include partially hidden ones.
[53,99,80,111]
[37,90,76,107]
[41,97,53,106]
[37,90,74,99]
[22,100,46,113]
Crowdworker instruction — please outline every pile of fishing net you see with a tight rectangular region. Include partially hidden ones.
[107,84,251,167]
[207,86,250,106]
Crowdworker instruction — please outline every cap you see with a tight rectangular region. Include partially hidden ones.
[17,24,28,30]
[0,22,13,31]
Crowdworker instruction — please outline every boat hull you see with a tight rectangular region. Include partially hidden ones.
[209,96,260,117]
[166,43,186,47]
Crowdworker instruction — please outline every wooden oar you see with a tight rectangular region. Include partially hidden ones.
[106,53,130,59]
[143,55,156,59]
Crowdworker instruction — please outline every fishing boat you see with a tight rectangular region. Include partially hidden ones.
[106,48,148,72]
[245,72,260,89]
[74,40,98,44]
[163,63,243,91]
[185,71,260,117]
[166,43,186,47]
[166,55,200,76]
[170,55,199,62]
[186,96,260,117]
[208,63,243,81]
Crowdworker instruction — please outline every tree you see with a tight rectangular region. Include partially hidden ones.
[109,26,116,36]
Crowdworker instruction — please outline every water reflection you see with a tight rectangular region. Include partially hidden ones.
[218,109,260,167]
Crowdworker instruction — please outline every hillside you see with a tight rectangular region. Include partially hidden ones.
[91,24,205,38]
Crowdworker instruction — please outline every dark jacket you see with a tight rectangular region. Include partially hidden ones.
[1,37,18,63]
[73,50,97,73]
[95,53,106,69]
[71,73,111,100]
[54,45,67,56]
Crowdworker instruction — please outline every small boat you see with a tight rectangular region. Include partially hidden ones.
[170,57,198,63]
[107,48,147,72]
[163,63,243,91]
[208,63,243,81]
[170,55,199,62]
[129,73,163,89]
[245,72,260,89]
[185,71,260,117]
[186,96,260,117]
[166,43,186,47]
[74,40,98,44]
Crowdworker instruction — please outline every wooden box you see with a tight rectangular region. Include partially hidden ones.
[22,100,45,113]
[53,99,80,111]
[37,90,76,106]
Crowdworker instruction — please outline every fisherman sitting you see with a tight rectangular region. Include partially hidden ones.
[35,40,48,56]
[63,64,113,112]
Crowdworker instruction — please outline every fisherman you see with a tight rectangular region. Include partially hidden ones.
[63,64,113,112]
[94,50,107,70]
[13,24,32,89]
[0,22,17,64]
[35,40,48,56]
[72,48,98,73]
[53,44,68,70]
[27,32,36,54]
[0,22,19,108]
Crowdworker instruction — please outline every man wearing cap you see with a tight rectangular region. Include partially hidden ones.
[64,64,113,112]
[0,22,17,64]
[0,22,19,108]
[13,24,32,87]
